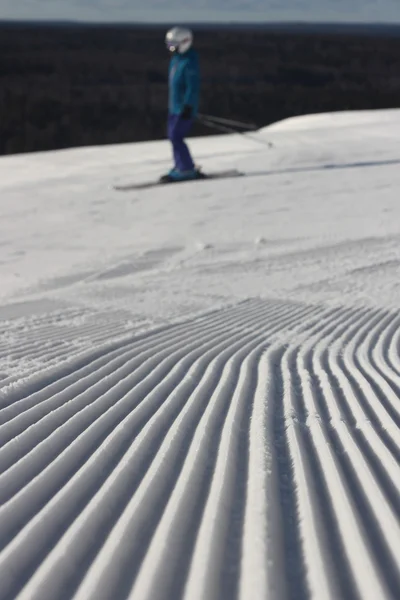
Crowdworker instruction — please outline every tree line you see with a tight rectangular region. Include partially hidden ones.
[0,23,400,155]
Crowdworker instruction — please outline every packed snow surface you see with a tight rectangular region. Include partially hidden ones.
[0,109,400,600]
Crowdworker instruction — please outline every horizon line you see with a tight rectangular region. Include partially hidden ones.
[1,18,400,28]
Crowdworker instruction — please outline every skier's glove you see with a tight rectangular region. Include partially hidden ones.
[180,105,192,120]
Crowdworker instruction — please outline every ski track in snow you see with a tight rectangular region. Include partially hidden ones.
[0,298,399,600]
[1,109,400,599]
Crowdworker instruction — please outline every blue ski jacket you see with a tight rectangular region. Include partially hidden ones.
[168,48,200,117]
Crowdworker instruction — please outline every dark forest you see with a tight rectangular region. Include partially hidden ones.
[1,23,400,155]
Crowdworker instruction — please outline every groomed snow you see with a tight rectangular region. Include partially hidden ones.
[0,109,399,599]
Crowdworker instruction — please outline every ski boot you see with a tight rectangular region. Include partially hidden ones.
[159,167,206,184]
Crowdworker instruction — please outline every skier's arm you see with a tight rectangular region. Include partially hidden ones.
[183,56,199,113]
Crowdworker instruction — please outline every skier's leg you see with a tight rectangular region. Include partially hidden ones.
[169,117,195,171]
[167,114,180,169]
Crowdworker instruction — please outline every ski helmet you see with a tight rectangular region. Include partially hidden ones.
[165,26,193,54]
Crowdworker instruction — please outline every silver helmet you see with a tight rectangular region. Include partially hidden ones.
[165,26,193,54]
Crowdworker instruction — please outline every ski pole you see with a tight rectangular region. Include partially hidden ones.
[197,115,274,149]
[197,113,258,131]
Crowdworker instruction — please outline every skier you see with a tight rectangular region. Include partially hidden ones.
[160,26,203,183]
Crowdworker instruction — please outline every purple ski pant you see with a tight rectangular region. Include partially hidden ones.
[167,114,195,171]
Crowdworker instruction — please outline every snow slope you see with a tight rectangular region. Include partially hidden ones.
[0,109,400,600]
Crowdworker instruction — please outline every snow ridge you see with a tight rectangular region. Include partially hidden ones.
[0,298,399,600]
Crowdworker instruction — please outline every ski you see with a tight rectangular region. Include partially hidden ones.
[113,169,244,191]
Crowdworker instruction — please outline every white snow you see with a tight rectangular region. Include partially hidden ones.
[0,109,400,600]
[1,108,400,317]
